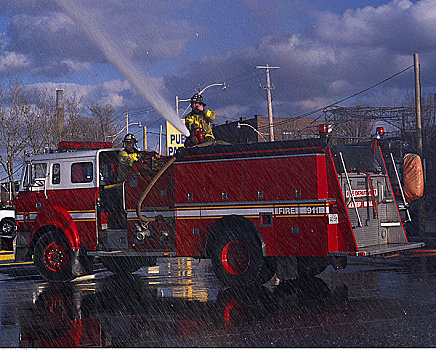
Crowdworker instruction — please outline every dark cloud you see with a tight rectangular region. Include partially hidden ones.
[1,0,436,124]
[164,0,436,120]
[1,0,199,78]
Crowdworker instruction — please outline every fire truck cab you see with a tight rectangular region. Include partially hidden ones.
[14,141,170,281]
[14,132,424,286]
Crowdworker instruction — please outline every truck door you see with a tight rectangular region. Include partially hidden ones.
[97,150,123,230]
[67,160,99,248]
[17,162,48,230]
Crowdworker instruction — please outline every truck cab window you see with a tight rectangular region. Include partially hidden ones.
[52,163,60,184]
[24,163,47,187]
[71,162,93,183]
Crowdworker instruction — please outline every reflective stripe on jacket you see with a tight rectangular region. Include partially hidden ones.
[117,149,139,182]
[185,109,216,138]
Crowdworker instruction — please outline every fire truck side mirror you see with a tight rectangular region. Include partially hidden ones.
[32,179,46,187]
[23,163,32,188]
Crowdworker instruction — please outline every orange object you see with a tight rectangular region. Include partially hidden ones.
[403,153,424,202]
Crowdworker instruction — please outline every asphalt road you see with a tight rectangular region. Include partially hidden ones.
[0,254,434,347]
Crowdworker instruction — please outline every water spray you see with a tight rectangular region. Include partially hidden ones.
[55,0,189,136]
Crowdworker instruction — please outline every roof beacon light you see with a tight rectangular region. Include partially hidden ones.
[58,141,113,151]
[318,124,333,138]
[375,127,385,139]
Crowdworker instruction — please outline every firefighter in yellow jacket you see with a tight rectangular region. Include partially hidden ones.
[185,94,216,147]
[117,133,140,182]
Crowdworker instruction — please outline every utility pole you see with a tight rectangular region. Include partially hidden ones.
[159,125,163,155]
[414,53,425,237]
[414,54,423,157]
[143,126,147,150]
[55,89,64,145]
[125,111,129,134]
[256,65,279,141]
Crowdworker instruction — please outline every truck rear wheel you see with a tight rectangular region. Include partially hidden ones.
[34,231,73,282]
[101,257,156,275]
[208,219,274,287]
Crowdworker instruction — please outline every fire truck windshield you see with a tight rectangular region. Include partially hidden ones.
[332,145,382,174]
[23,162,47,187]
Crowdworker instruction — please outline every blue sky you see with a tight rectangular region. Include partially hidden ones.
[0,0,435,151]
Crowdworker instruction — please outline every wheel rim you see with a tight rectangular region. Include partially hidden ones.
[221,240,250,275]
[2,221,13,234]
[43,242,71,272]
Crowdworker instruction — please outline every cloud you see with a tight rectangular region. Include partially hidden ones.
[166,0,436,119]
[2,0,436,122]
[6,11,102,76]
[314,0,436,53]
[214,104,251,121]
[2,0,199,78]
[0,51,30,71]
[28,79,133,109]
[60,59,92,72]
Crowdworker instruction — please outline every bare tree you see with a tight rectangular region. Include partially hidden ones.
[400,92,436,154]
[62,94,86,141]
[22,88,57,154]
[89,103,117,141]
[24,90,118,151]
[0,82,121,199]
[339,118,373,143]
[0,78,31,197]
[323,106,374,144]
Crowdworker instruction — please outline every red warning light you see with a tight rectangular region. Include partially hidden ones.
[58,141,113,151]
[375,127,385,138]
[318,124,333,138]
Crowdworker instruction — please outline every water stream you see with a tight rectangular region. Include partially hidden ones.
[55,0,189,136]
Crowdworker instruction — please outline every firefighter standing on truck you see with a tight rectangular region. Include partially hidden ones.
[184,94,216,147]
[117,133,140,183]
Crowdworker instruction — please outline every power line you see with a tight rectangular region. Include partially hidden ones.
[0,163,23,183]
[109,68,266,128]
[257,64,414,133]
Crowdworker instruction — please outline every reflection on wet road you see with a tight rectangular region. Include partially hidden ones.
[0,256,434,347]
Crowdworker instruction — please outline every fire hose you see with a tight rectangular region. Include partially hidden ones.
[136,156,176,222]
[135,139,230,222]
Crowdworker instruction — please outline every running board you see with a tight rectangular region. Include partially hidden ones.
[88,250,177,257]
[329,242,425,257]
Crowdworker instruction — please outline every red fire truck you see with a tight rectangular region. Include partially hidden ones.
[13,127,424,285]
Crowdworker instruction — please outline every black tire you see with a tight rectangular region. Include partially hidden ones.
[101,256,156,275]
[208,217,275,287]
[34,231,74,282]
[0,218,15,235]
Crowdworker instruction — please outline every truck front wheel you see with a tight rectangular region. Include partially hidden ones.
[34,231,73,282]
[0,218,15,235]
[209,221,274,287]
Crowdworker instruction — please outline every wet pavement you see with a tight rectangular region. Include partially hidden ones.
[0,255,434,347]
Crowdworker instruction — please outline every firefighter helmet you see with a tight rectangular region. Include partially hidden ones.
[190,94,206,106]
[123,133,137,144]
